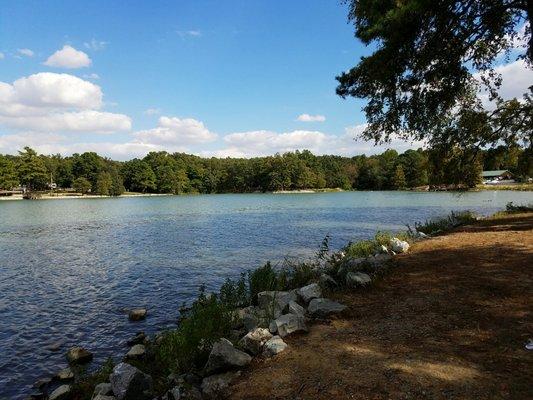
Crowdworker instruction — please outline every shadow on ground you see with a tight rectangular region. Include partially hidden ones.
[230,213,533,400]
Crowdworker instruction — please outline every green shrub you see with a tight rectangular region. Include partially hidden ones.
[70,357,114,400]
[413,211,477,234]
[248,262,280,304]
[506,202,533,213]
[219,272,249,308]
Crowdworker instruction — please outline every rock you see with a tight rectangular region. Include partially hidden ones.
[296,283,322,304]
[238,328,273,355]
[66,346,93,364]
[27,393,46,400]
[257,290,297,318]
[128,308,147,321]
[239,306,269,332]
[308,298,347,318]
[319,273,338,288]
[201,371,240,400]
[263,335,287,357]
[390,238,409,253]
[287,300,305,317]
[163,385,202,400]
[271,313,307,338]
[55,367,74,381]
[93,396,116,400]
[268,320,278,334]
[338,257,367,277]
[125,344,146,359]
[49,385,72,400]
[109,362,153,400]
[204,338,252,374]
[92,382,113,397]
[346,271,372,287]
[127,332,147,346]
[33,377,51,390]
[378,244,389,254]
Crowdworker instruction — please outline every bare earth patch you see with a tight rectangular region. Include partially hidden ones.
[230,213,533,400]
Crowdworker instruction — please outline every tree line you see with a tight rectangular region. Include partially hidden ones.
[0,145,531,195]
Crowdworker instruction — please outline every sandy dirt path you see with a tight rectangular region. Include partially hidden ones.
[230,213,533,400]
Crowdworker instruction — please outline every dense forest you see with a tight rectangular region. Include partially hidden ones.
[0,145,531,195]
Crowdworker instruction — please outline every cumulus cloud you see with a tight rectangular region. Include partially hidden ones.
[0,72,131,133]
[84,39,108,51]
[44,45,92,69]
[296,113,326,122]
[17,48,34,57]
[133,116,217,145]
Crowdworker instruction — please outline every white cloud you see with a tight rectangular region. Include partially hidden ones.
[296,113,326,122]
[83,73,100,80]
[0,52,4,60]
[44,45,92,69]
[144,108,161,115]
[177,30,202,38]
[0,72,131,133]
[84,39,108,51]
[133,116,217,145]
[17,48,34,57]
[477,59,533,108]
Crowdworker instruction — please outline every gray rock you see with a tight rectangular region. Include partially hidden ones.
[109,362,153,400]
[127,332,146,346]
[240,306,269,332]
[263,335,287,357]
[93,396,116,400]
[307,298,347,318]
[66,346,93,364]
[55,367,74,381]
[319,273,338,288]
[92,382,113,397]
[346,271,372,287]
[390,238,409,253]
[163,385,202,400]
[287,300,305,317]
[125,344,146,359]
[257,290,297,318]
[296,283,321,304]
[201,371,240,400]
[49,385,71,400]
[204,338,252,374]
[128,308,147,321]
[238,328,273,355]
[268,320,278,334]
[33,377,51,390]
[271,313,307,337]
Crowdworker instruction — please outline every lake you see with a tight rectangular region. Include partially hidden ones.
[0,190,532,399]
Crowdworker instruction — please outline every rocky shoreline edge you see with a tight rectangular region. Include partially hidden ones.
[24,211,486,400]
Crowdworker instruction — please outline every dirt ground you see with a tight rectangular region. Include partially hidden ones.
[230,213,533,400]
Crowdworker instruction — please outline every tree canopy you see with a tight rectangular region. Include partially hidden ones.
[337,0,532,147]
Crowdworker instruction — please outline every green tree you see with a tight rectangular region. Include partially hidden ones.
[0,156,19,190]
[122,159,156,193]
[73,177,92,194]
[95,171,113,195]
[17,147,49,191]
[337,0,532,147]
[392,164,407,190]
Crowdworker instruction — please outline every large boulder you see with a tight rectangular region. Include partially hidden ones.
[296,283,321,304]
[201,371,240,400]
[257,290,297,318]
[346,271,372,287]
[204,338,252,374]
[287,300,305,317]
[263,336,287,357]
[49,385,72,400]
[125,344,146,359]
[239,306,269,332]
[308,298,347,318]
[390,238,409,253]
[66,346,93,364]
[128,308,147,321]
[238,328,272,355]
[109,362,153,400]
[270,313,307,337]
[319,273,338,288]
[92,382,113,398]
[126,332,147,346]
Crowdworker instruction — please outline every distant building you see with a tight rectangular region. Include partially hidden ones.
[482,170,514,184]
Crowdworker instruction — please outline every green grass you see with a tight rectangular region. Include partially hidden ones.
[343,230,412,259]
[411,211,477,235]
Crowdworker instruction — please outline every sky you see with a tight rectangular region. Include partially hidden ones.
[0,1,531,160]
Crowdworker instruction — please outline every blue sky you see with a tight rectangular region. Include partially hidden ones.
[0,1,530,159]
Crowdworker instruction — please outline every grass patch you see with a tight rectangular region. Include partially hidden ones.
[411,211,477,235]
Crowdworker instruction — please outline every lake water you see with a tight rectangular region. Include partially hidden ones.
[0,190,532,399]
